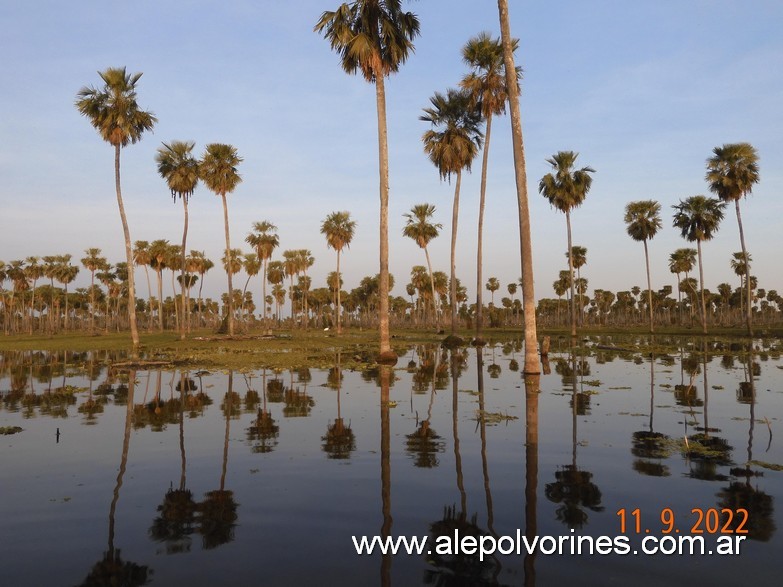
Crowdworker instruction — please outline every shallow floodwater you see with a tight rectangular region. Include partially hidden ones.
[1,337,782,586]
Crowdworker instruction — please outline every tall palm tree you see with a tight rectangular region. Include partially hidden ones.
[402,203,442,329]
[460,31,520,343]
[148,239,170,331]
[497,0,539,374]
[189,250,213,328]
[241,253,261,321]
[81,248,109,333]
[245,221,279,327]
[156,140,199,340]
[75,67,156,347]
[539,151,595,337]
[200,143,242,336]
[672,195,725,334]
[706,143,760,335]
[421,88,483,340]
[668,248,696,325]
[568,246,587,326]
[730,251,752,321]
[321,211,356,335]
[132,241,153,328]
[486,277,500,306]
[315,0,420,362]
[624,200,662,333]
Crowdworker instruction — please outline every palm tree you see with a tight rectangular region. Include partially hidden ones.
[315,0,420,362]
[81,248,109,333]
[568,246,587,325]
[672,195,725,334]
[200,143,242,336]
[486,277,500,306]
[668,248,696,326]
[132,241,154,328]
[460,31,520,343]
[189,251,213,328]
[241,253,261,322]
[730,251,752,321]
[221,248,243,326]
[75,67,156,347]
[148,239,170,330]
[55,255,79,330]
[23,256,43,334]
[402,203,442,329]
[706,143,760,335]
[156,140,199,340]
[267,261,285,323]
[539,151,595,336]
[497,0,539,374]
[624,200,662,333]
[421,88,483,340]
[321,211,356,335]
[245,221,279,327]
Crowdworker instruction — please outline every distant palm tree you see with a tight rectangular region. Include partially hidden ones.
[200,143,242,336]
[75,67,156,346]
[148,239,170,330]
[568,246,587,325]
[730,251,752,320]
[156,140,199,340]
[668,248,696,325]
[486,277,500,306]
[402,204,442,329]
[496,0,540,374]
[706,143,760,335]
[460,31,520,342]
[23,256,43,334]
[672,195,725,334]
[241,253,261,322]
[245,221,279,326]
[315,0,420,362]
[55,255,79,331]
[539,151,595,336]
[624,200,662,333]
[189,250,213,328]
[81,248,109,333]
[421,88,483,338]
[321,211,356,335]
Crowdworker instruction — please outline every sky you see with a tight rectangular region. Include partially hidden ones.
[1,0,781,309]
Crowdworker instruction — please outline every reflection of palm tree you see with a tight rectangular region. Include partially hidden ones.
[545,345,603,528]
[524,373,540,587]
[632,353,672,477]
[198,372,238,550]
[322,358,356,459]
[77,369,152,585]
[406,348,444,468]
[247,369,279,454]
[380,364,393,587]
[718,348,775,541]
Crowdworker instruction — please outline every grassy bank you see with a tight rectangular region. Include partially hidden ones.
[0,324,780,370]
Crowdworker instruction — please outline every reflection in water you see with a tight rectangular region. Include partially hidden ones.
[380,364,392,587]
[78,369,152,586]
[406,348,444,468]
[718,348,776,541]
[632,351,672,477]
[424,349,502,586]
[524,373,540,587]
[546,343,603,528]
[247,369,279,454]
[323,356,356,459]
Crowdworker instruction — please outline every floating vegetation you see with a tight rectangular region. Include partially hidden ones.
[608,386,632,390]
[0,426,23,435]
[583,380,601,387]
[749,460,783,472]
[475,410,518,425]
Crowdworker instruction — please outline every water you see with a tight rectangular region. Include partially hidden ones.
[1,338,781,586]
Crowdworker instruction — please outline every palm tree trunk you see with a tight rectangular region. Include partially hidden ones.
[375,74,393,360]
[449,170,462,337]
[156,269,164,331]
[262,258,268,328]
[697,240,708,335]
[180,198,188,340]
[566,211,577,337]
[221,193,234,336]
[734,200,753,336]
[142,264,152,331]
[644,240,654,333]
[336,249,343,335]
[424,246,439,330]
[475,113,493,342]
[114,144,139,347]
[498,0,539,374]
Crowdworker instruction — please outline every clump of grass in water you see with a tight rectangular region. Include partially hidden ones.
[1,426,23,435]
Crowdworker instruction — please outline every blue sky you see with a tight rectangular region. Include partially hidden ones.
[1,0,781,307]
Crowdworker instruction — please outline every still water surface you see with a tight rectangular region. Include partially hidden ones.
[1,337,781,585]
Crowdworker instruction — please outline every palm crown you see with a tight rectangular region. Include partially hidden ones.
[199,144,242,196]
[402,204,441,249]
[314,0,420,82]
[156,141,199,202]
[75,67,156,147]
[321,211,357,252]
[624,200,662,242]
[706,142,760,202]
[420,89,483,181]
[460,31,520,120]
[672,195,725,242]
[539,151,595,213]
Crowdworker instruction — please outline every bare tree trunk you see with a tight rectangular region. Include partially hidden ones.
[449,170,462,337]
[734,200,753,336]
[498,0,539,373]
[114,144,139,347]
[566,211,576,337]
[644,240,654,333]
[222,193,234,336]
[375,74,394,361]
[475,113,493,342]
[180,197,188,340]
[697,240,708,335]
